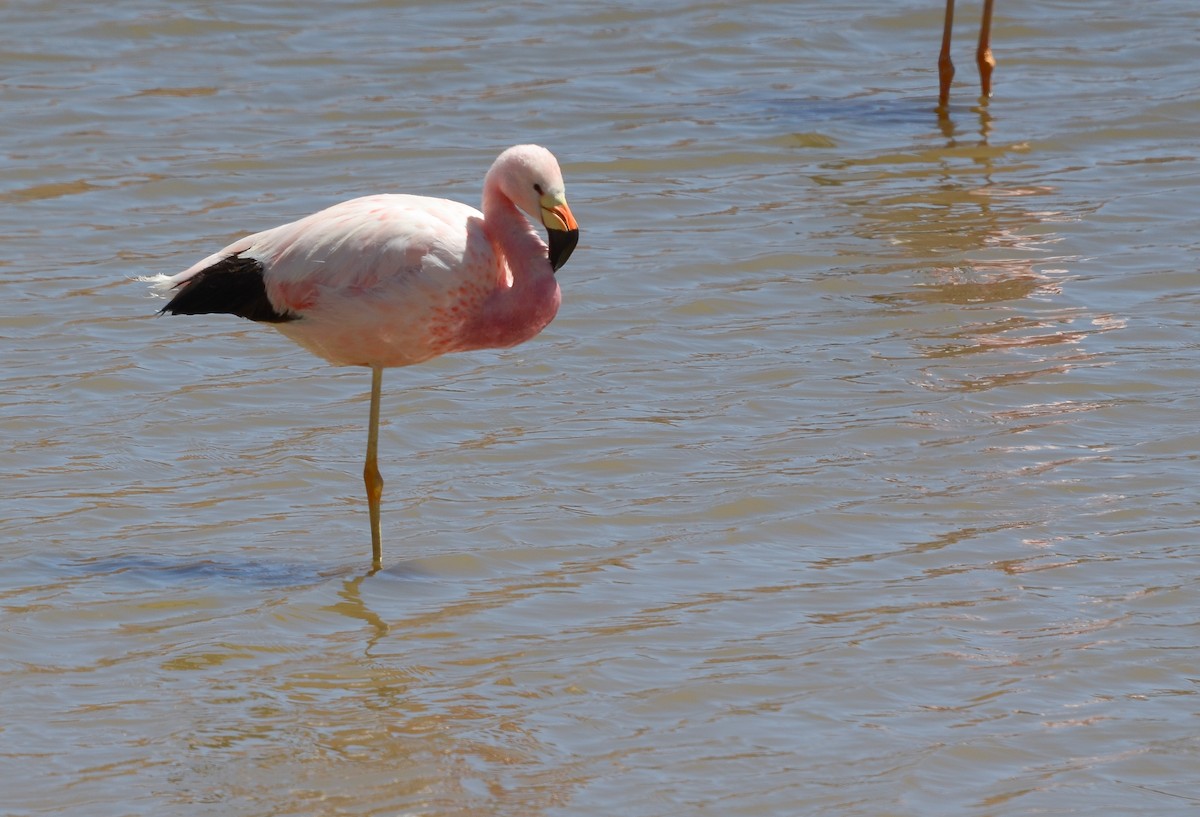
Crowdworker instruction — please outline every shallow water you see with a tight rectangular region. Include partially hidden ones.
[3,1,1199,814]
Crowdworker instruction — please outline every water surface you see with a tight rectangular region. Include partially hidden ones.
[2,1,1199,814]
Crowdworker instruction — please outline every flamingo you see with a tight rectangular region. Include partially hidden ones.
[937,0,996,109]
[144,144,579,569]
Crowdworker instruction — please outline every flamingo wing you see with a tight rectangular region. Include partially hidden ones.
[155,195,489,325]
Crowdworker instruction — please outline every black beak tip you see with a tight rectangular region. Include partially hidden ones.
[548,228,580,272]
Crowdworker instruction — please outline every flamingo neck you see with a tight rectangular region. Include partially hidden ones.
[466,184,561,349]
[482,185,542,277]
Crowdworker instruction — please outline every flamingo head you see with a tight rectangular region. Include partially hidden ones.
[489,145,580,272]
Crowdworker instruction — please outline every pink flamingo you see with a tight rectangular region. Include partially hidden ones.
[145,144,579,569]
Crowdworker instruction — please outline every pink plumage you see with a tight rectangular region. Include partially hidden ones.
[145,144,580,568]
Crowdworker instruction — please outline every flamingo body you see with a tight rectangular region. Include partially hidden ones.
[145,145,580,568]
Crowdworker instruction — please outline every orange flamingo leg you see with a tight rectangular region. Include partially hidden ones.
[364,365,384,569]
[976,0,996,98]
[938,0,957,109]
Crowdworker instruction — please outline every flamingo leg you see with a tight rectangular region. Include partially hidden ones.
[937,0,956,109]
[976,0,996,98]
[364,365,384,569]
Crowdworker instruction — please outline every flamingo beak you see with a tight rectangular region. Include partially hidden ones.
[541,201,579,272]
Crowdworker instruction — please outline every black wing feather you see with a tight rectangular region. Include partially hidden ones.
[161,255,297,324]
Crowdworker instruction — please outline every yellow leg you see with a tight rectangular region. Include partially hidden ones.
[976,0,996,99]
[937,0,956,110]
[364,365,384,570]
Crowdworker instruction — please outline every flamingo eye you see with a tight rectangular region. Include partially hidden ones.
[533,183,544,195]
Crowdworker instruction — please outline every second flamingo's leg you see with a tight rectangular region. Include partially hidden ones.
[976,0,996,98]
[364,365,384,569]
[938,0,956,109]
